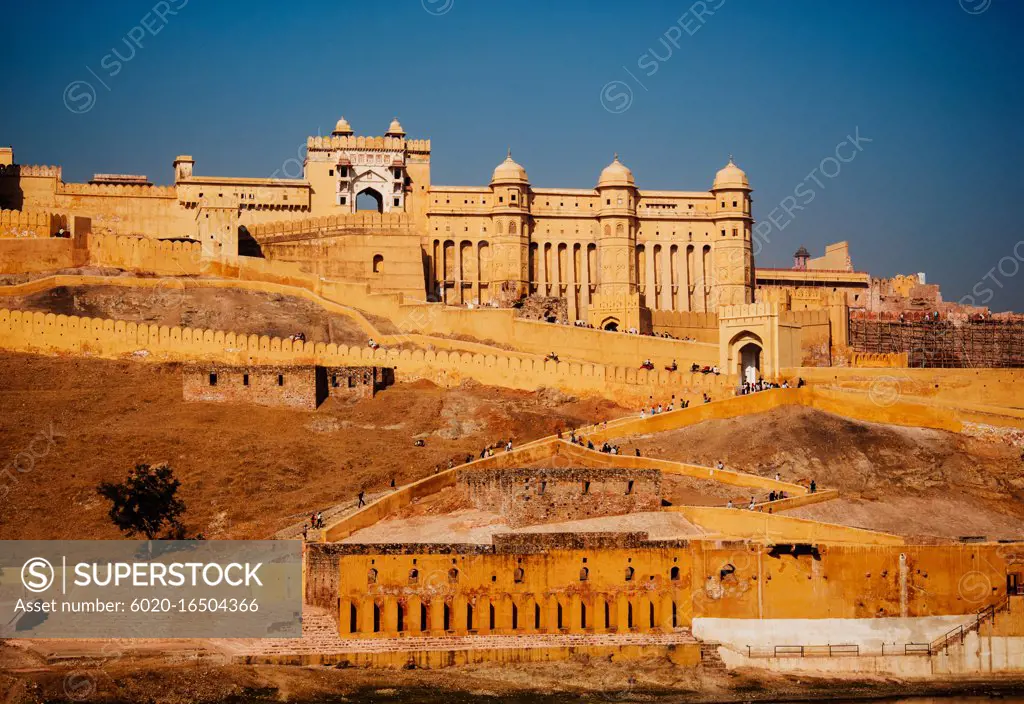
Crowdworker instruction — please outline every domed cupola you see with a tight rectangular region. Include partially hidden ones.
[385,117,405,137]
[332,116,354,136]
[490,149,529,185]
[597,153,635,189]
[712,156,749,190]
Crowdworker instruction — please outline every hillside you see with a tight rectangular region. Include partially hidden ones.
[620,406,1024,541]
[0,283,378,345]
[0,352,625,540]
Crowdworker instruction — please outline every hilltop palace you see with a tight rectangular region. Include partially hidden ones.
[0,116,1008,379]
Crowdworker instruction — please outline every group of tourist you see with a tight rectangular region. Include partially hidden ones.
[301,511,326,539]
[639,397,691,419]
[739,378,787,395]
[723,476,818,512]
[477,438,513,459]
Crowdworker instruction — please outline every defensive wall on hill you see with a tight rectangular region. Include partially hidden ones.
[2,233,1023,414]
[0,231,726,369]
[0,307,729,406]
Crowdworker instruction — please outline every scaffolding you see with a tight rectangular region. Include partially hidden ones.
[850,319,1024,368]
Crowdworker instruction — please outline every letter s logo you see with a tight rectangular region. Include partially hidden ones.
[22,557,55,593]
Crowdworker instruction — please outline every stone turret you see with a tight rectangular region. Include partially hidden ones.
[710,156,754,308]
[489,150,530,301]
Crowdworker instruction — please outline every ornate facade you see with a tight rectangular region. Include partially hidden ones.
[1,116,756,331]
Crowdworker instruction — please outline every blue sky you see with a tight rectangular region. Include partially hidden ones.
[1,0,1021,310]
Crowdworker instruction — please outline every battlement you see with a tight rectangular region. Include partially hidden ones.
[458,467,661,527]
[56,181,177,198]
[0,164,62,178]
[306,135,431,153]
[249,212,413,239]
[87,233,202,275]
[0,209,67,238]
[719,302,780,320]
[90,174,152,186]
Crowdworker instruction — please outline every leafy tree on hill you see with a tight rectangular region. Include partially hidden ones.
[97,463,186,540]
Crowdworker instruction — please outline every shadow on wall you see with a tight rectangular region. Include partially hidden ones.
[238,226,264,258]
[0,165,24,210]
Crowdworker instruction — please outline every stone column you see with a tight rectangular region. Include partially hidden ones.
[581,247,591,320]
[339,598,354,635]
[539,242,547,296]
[547,595,561,633]
[429,599,445,635]
[645,246,657,310]
[551,244,561,299]
[567,245,578,322]
[383,596,399,635]
[473,241,482,304]
[457,244,465,305]
[679,245,690,312]
[616,594,630,632]
[661,245,673,311]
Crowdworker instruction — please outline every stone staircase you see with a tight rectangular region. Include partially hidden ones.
[699,641,727,673]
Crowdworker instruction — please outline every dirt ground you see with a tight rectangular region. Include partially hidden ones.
[2,641,1022,704]
[0,352,626,540]
[0,283,373,346]
[621,406,1024,541]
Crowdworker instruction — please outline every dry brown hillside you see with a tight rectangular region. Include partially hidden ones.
[621,406,1024,542]
[0,283,388,345]
[0,352,626,540]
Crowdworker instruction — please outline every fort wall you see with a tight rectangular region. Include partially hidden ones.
[788,367,1024,421]
[0,209,66,238]
[649,310,719,343]
[675,506,904,545]
[553,441,808,496]
[0,304,733,407]
[326,540,1021,639]
[0,234,87,274]
[457,467,661,527]
[87,233,202,275]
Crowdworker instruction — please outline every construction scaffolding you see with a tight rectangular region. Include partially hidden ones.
[850,318,1024,368]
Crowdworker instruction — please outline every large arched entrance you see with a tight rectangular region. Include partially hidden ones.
[739,342,761,385]
[727,331,764,384]
[356,187,383,213]
[601,317,620,332]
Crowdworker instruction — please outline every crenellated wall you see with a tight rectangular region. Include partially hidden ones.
[0,209,66,238]
[249,212,413,239]
[650,310,719,343]
[87,233,202,275]
[0,308,731,407]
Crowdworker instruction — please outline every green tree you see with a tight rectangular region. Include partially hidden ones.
[97,463,186,539]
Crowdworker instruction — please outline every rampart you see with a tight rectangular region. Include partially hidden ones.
[249,212,413,240]
[649,310,719,343]
[0,209,66,238]
[457,467,661,527]
[0,308,727,407]
[87,233,202,275]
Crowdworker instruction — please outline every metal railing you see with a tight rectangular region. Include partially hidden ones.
[746,643,859,658]
[745,597,1013,660]
[928,597,1008,655]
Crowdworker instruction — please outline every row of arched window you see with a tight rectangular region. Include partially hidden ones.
[350,597,683,635]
